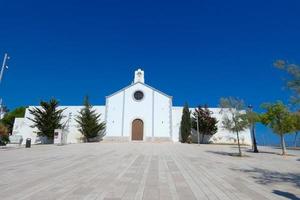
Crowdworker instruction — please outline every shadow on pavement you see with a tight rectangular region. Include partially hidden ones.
[273,190,300,200]
[231,167,300,188]
[245,149,297,156]
[245,150,280,155]
[230,146,249,149]
[205,150,248,157]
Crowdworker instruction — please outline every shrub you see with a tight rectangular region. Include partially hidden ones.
[0,124,9,145]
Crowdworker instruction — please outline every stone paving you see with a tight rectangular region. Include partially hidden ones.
[0,143,299,200]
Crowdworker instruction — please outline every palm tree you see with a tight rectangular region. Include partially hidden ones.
[28,98,65,143]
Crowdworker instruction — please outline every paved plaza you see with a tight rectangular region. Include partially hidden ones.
[0,143,299,200]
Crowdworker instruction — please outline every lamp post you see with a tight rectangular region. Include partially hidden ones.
[0,53,10,84]
[0,53,10,119]
[248,105,259,153]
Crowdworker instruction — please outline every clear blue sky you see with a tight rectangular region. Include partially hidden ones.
[1,0,300,145]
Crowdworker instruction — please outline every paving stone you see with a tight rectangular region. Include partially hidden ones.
[0,143,299,200]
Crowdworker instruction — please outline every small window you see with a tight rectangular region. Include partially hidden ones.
[133,90,144,101]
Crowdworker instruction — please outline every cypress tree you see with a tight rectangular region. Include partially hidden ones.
[180,102,191,143]
[76,96,106,142]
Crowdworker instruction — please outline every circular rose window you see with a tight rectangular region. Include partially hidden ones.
[133,90,144,101]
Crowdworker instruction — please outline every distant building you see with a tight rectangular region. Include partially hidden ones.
[12,69,251,145]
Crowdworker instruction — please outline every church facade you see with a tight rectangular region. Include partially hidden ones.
[12,69,252,145]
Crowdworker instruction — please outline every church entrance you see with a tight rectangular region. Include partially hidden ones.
[132,119,144,141]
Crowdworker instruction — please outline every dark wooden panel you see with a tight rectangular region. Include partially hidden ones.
[132,119,143,140]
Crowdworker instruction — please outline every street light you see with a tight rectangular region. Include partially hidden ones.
[0,53,10,119]
[0,53,10,84]
[248,105,259,153]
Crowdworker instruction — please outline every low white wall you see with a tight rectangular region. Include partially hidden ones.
[13,105,252,145]
[172,107,252,145]
[13,106,106,144]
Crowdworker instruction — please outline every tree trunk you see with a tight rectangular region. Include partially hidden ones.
[280,134,286,155]
[294,132,298,148]
[251,123,259,153]
[236,131,242,156]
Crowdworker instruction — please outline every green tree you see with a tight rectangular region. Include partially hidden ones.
[0,124,9,145]
[180,102,192,143]
[75,96,106,142]
[291,112,300,147]
[260,101,295,155]
[274,60,300,104]
[1,107,26,134]
[219,97,249,156]
[28,99,65,142]
[192,105,218,144]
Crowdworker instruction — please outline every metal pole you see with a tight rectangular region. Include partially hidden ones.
[0,98,2,120]
[0,53,9,119]
[0,53,9,84]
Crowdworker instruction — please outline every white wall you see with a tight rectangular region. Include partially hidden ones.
[12,76,251,145]
[153,91,172,138]
[13,106,105,144]
[123,83,153,139]
[209,108,251,145]
[106,82,172,140]
[105,92,124,137]
[12,118,25,135]
[172,107,183,142]
[172,107,252,145]
[13,103,251,145]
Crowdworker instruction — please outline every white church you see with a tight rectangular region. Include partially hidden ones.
[12,69,252,145]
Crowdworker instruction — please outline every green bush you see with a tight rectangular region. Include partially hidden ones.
[0,124,9,145]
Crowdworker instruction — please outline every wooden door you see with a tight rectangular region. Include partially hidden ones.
[132,119,143,141]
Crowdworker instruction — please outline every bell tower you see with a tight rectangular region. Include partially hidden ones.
[134,69,144,83]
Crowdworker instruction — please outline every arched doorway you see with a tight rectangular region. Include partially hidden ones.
[132,119,143,141]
